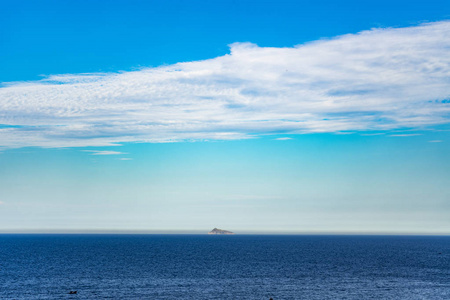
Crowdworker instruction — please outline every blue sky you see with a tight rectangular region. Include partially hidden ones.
[0,0,449,233]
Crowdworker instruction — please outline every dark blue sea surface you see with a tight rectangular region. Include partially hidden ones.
[0,235,449,299]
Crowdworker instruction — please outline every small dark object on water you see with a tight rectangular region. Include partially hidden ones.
[69,291,77,294]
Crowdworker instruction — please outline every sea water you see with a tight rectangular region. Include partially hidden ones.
[0,235,449,299]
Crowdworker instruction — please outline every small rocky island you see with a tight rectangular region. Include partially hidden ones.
[208,228,235,235]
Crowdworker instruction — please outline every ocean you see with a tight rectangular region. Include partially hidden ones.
[0,234,449,299]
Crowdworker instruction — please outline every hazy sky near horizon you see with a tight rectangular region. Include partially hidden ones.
[0,0,449,233]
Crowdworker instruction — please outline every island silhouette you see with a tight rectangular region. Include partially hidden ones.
[208,228,235,235]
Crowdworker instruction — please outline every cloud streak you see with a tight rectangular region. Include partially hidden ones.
[82,150,126,155]
[1,21,449,148]
[274,137,293,141]
[389,134,422,137]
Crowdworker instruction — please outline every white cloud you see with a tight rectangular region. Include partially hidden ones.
[119,158,132,160]
[389,134,422,137]
[1,21,450,148]
[360,133,385,136]
[274,137,293,141]
[428,140,443,142]
[82,150,126,155]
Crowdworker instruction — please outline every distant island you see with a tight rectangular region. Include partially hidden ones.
[208,228,235,235]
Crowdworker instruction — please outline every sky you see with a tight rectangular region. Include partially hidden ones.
[0,0,449,234]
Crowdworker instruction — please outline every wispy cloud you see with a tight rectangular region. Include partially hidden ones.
[360,133,385,136]
[1,21,449,148]
[119,158,132,160]
[428,140,443,142]
[82,150,126,155]
[389,134,422,137]
[274,137,293,141]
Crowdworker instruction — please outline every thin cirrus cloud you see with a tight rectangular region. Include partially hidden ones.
[81,150,127,155]
[0,21,449,149]
[274,137,293,141]
[389,134,422,137]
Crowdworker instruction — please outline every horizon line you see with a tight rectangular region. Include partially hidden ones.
[0,229,449,236]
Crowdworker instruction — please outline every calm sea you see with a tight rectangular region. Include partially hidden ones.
[0,235,449,299]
